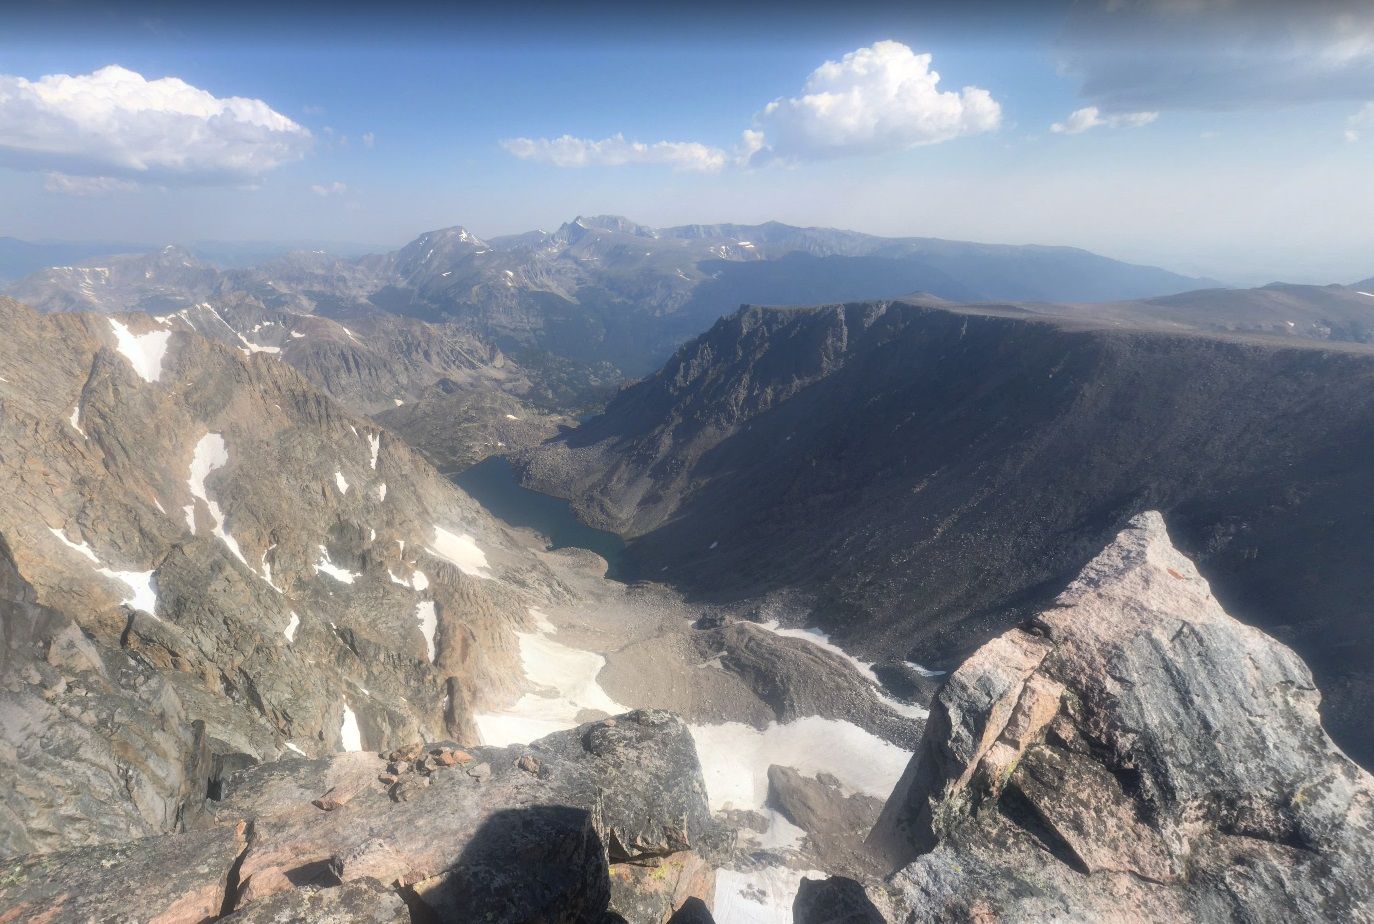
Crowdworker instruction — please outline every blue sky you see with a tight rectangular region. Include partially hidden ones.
[2,1,1372,285]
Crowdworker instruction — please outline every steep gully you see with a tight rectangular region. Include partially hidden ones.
[454,457,935,922]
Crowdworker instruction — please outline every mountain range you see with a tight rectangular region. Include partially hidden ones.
[519,297,1374,768]
[5,218,1217,378]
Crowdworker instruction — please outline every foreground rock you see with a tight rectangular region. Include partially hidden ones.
[857,512,1374,922]
[0,710,720,923]
[212,709,718,922]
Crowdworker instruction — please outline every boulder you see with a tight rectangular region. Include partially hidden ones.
[218,878,409,923]
[208,710,718,921]
[864,511,1374,922]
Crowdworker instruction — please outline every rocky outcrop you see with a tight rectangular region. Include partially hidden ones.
[522,298,1374,767]
[859,512,1374,922]
[0,710,720,923]
[0,298,571,855]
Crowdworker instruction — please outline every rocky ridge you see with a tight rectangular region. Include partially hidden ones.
[521,298,1374,767]
[832,512,1374,922]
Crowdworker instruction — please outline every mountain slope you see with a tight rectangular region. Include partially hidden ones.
[0,297,574,854]
[521,299,1374,767]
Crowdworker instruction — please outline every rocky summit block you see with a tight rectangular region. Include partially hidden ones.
[854,511,1374,923]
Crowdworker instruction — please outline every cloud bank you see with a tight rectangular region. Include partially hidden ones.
[1059,0,1374,111]
[502,40,1000,171]
[0,65,311,185]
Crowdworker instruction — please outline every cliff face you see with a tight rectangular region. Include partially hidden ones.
[850,513,1373,922]
[522,300,1374,767]
[0,298,569,855]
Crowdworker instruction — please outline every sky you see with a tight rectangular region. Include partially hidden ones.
[1,0,1372,285]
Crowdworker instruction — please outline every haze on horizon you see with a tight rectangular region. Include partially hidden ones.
[2,0,1372,287]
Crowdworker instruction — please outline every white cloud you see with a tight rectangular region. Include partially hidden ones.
[361,131,375,149]
[747,41,1001,162]
[501,41,998,172]
[310,180,348,196]
[500,133,728,172]
[1050,106,1160,134]
[1345,102,1374,142]
[0,65,311,184]
[43,172,138,196]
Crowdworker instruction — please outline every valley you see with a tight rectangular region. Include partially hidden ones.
[2,231,1372,923]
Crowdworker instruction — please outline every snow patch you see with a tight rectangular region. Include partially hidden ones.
[340,705,362,751]
[1359,291,1374,298]
[284,611,300,642]
[107,318,172,383]
[314,546,360,584]
[48,527,158,618]
[410,569,429,592]
[335,471,349,494]
[368,433,380,469]
[428,525,491,578]
[474,608,625,745]
[377,482,387,502]
[504,414,521,421]
[186,433,249,566]
[416,601,438,661]
[69,404,85,437]
[285,742,306,756]
[714,867,825,924]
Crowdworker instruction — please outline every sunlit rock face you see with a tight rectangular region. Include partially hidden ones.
[856,512,1374,923]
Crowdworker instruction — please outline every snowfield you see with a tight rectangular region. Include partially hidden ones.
[428,524,491,578]
[108,318,172,383]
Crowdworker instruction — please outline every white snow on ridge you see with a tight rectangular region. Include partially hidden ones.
[368,433,380,469]
[186,434,249,566]
[314,546,360,584]
[474,607,625,745]
[335,471,350,494]
[416,600,438,661]
[428,525,491,578]
[69,405,85,437]
[1359,291,1374,298]
[757,620,931,719]
[284,612,300,642]
[107,318,172,383]
[340,704,362,751]
[48,527,158,618]
[377,482,387,502]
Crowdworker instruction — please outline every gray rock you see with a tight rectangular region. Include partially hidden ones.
[793,876,887,924]
[866,512,1374,922]
[219,878,409,923]
[0,823,246,924]
[209,710,718,921]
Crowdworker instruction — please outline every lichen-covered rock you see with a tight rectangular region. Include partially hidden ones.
[865,511,1374,922]
[608,851,716,924]
[218,878,408,924]
[0,824,246,924]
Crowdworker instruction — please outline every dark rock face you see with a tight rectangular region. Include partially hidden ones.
[793,876,886,924]
[522,299,1374,766]
[862,513,1374,922]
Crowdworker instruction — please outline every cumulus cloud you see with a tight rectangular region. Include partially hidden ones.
[747,41,1001,162]
[0,65,311,184]
[500,133,728,172]
[310,180,348,196]
[1050,106,1159,134]
[1059,1,1374,110]
[501,41,999,172]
